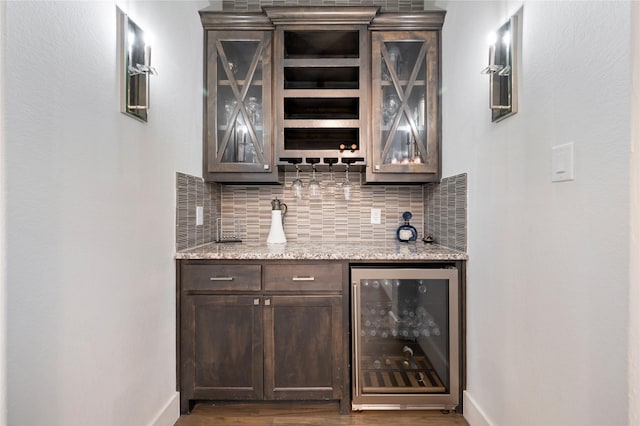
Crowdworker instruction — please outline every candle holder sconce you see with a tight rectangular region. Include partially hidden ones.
[481,13,519,122]
[118,8,158,122]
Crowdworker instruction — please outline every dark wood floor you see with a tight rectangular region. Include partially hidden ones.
[175,403,469,425]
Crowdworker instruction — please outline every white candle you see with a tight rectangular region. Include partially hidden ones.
[487,32,497,67]
[489,44,495,67]
[503,31,511,69]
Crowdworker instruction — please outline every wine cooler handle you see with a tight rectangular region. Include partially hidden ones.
[352,281,361,397]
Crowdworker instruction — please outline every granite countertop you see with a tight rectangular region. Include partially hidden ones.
[176,240,467,261]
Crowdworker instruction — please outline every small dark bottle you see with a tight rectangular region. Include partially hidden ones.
[396,211,418,242]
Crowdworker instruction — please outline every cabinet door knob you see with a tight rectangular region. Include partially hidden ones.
[253,298,260,305]
[265,299,271,306]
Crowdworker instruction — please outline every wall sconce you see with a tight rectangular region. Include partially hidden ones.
[481,13,519,122]
[118,9,158,122]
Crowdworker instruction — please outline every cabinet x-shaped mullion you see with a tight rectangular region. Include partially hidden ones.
[380,42,428,163]
[216,40,266,164]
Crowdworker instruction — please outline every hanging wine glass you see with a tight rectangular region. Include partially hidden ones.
[291,165,303,200]
[324,164,337,195]
[308,164,321,198]
[342,164,353,201]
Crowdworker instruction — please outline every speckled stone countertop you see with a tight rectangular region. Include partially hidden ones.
[176,241,467,261]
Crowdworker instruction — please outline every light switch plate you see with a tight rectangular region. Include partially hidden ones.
[371,208,381,225]
[196,206,204,226]
[551,142,575,182]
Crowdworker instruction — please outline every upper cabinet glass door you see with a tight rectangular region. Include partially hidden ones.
[206,31,272,173]
[370,32,440,181]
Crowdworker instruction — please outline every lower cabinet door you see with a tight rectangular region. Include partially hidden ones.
[263,295,343,401]
[181,295,263,402]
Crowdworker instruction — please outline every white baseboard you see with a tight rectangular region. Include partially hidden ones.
[463,390,493,426]
[149,392,180,426]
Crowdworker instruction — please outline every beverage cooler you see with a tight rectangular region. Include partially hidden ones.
[351,267,459,411]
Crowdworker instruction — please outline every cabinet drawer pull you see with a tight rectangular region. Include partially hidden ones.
[210,276,234,281]
[292,276,315,281]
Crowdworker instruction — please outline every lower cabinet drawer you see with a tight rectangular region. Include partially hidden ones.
[182,264,261,291]
[263,263,342,292]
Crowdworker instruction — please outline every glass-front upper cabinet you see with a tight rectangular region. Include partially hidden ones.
[204,30,278,183]
[367,31,441,183]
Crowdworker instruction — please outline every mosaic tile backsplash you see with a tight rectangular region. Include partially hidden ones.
[223,0,427,12]
[176,172,221,251]
[221,171,424,243]
[176,171,467,251]
[424,173,467,252]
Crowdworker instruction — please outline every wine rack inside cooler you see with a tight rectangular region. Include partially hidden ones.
[351,267,459,411]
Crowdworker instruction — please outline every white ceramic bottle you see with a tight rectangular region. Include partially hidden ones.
[266,197,287,244]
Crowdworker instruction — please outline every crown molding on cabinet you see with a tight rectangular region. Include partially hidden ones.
[199,11,275,30]
[369,10,446,30]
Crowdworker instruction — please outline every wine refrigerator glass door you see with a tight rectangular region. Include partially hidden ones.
[351,267,459,410]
